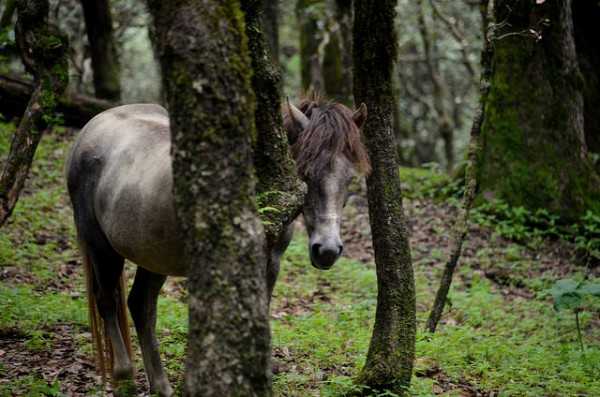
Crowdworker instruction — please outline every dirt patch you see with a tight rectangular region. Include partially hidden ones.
[340,192,593,301]
[415,365,495,397]
[0,324,154,396]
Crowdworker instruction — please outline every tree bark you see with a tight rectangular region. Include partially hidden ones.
[296,0,324,92]
[241,0,305,266]
[426,0,493,334]
[0,74,115,128]
[321,0,353,105]
[572,1,600,172]
[261,0,279,64]
[0,0,16,28]
[478,0,600,220]
[417,0,455,172]
[0,0,68,227]
[146,1,271,396]
[353,0,416,393]
[80,0,121,101]
[334,0,353,104]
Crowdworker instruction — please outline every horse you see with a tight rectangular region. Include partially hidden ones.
[65,97,370,396]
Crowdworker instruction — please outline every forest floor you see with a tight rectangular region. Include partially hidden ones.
[0,124,599,397]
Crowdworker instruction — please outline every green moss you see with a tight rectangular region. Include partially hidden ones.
[478,35,600,220]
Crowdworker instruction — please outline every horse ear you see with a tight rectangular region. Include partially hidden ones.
[353,103,368,129]
[284,98,309,144]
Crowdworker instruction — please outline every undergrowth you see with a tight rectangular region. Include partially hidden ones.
[1,124,599,396]
[400,166,600,267]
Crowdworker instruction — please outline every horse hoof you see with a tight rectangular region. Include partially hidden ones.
[154,379,174,397]
[113,364,134,381]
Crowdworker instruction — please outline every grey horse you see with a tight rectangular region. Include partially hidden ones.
[66,97,369,396]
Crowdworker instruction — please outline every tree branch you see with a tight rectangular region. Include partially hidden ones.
[0,74,116,128]
[0,0,69,227]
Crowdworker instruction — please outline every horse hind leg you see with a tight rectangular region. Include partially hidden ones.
[127,267,172,397]
[81,238,135,393]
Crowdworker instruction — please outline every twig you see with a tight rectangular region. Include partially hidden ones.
[428,0,476,78]
[425,0,494,333]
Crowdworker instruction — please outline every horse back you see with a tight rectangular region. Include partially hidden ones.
[67,104,185,276]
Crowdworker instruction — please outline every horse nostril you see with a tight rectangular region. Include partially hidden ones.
[338,245,343,255]
[311,243,322,258]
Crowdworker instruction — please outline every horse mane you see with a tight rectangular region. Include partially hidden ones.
[283,94,371,179]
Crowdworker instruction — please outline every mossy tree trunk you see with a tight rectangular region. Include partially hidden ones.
[241,0,306,298]
[80,0,121,101]
[353,0,416,393]
[479,0,600,220]
[297,0,352,103]
[572,1,600,173]
[146,1,271,396]
[0,0,68,227]
[261,0,279,64]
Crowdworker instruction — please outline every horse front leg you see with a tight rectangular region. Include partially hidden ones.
[127,267,172,397]
[267,224,295,303]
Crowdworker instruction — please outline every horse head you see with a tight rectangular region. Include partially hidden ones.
[284,96,370,270]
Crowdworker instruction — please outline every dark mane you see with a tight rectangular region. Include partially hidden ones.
[283,95,371,179]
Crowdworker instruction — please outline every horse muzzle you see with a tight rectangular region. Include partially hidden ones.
[310,242,343,270]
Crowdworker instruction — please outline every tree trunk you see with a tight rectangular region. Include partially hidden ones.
[478,0,600,220]
[0,74,115,128]
[322,0,352,105]
[80,0,121,101]
[241,0,305,268]
[0,0,16,28]
[353,0,416,393]
[417,0,454,172]
[572,1,600,172]
[296,0,324,92]
[334,0,353,104]
[261,0,279,64]
[146,1,271,396]
[0,0,68,227]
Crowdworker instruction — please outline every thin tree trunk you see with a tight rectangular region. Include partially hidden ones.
[241,0,305,257]
[0,0,68,227]
[353,0,416,393]
[146,1,271,396]
[322,0,353,105]
[426,0,493,334]
[335,0,353,104]
[297,0,324,92]
[80,0,121,101]
[417,0,454,172]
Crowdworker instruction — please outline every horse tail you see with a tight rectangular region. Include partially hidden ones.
[80,240,133,382]
[81,240,108,382]
[117,269,134,370]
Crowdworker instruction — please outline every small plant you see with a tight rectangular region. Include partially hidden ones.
[575,211,600,265]
[549,278,600,351]
[24,330,52,351]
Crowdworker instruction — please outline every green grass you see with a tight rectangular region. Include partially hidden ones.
[1,123,599,396]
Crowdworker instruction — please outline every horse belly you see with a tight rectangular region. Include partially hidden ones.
[96,174,186,276]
